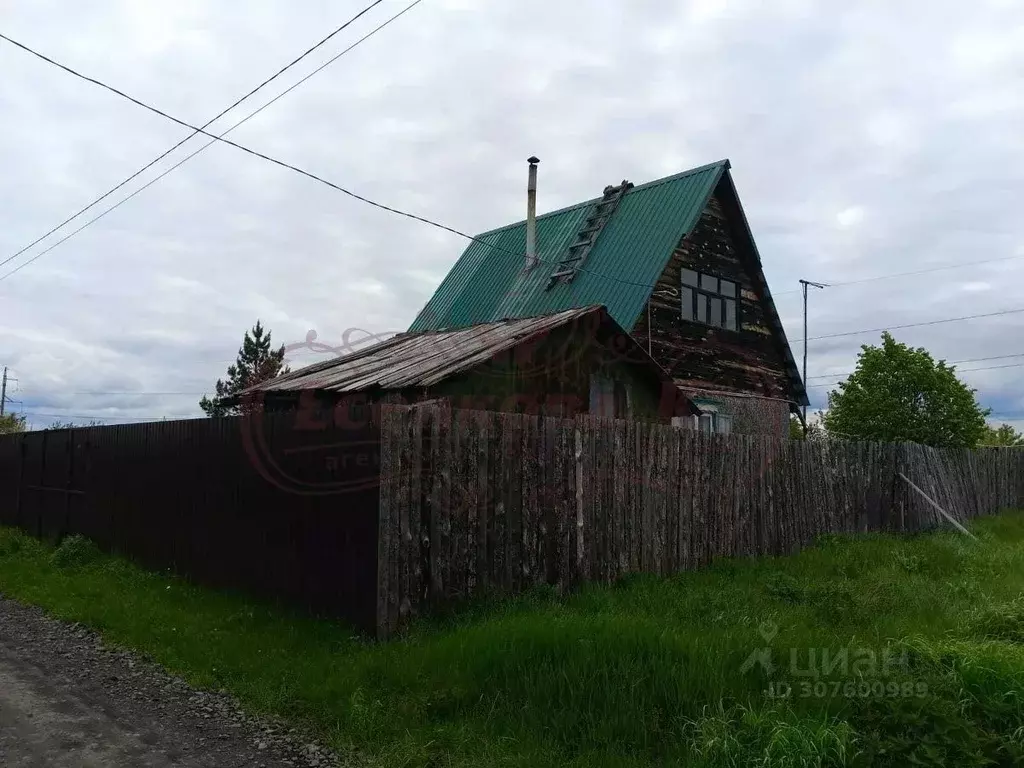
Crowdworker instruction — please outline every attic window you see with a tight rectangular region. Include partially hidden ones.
[680,269,739,331]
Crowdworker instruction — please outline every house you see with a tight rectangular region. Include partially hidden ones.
[409,158,808,436]
[233,306,699,424]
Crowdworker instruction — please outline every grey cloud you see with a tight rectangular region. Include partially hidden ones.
[1,0,1022,425]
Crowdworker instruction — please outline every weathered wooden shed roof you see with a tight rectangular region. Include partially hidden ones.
[239,306,684,397]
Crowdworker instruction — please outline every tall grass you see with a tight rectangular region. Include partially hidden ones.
[3,513,1024,766]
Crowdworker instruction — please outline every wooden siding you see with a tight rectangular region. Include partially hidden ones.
[679,387,790,437]
[263,319,687,424]
[429,322,682,422]
[631,190,793,408]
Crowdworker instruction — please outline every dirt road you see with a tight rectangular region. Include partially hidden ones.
[0,597,338,767]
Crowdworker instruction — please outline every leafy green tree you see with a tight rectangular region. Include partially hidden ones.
[199,320,289,417]
[822,332,989,447]
[979,423,1024,447]
[0,413,26,435]
[788,414,823,440]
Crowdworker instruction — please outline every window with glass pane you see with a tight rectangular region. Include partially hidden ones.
[694,407,733,434]
[681,287,694,320]
[679,269,741,330]
[709,297,723,327]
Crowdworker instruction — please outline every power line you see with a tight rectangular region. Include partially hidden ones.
[12,26,1023,312]
[806,351,1024,382]
[0,29,662,291]
[0,28,510,264]
[0,1,387,273]
[806,360,1024,389]
[806,307,1024,342]
[0,2,427,281]
[773,254,1024,297]
[9,29,1024,343]
[34,354,1024,396]
[58,392,205,396]
[19,411,186,422]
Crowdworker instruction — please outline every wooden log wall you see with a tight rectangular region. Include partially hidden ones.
[631,194,794,402]
[376,404,1024,638]
[677,386,790,437]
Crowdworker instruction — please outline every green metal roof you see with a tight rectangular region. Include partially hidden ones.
[409,159,729,332]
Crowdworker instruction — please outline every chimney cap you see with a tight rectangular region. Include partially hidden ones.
[527,155,540,164]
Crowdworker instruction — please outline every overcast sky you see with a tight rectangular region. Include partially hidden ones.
[2,0,1023,429]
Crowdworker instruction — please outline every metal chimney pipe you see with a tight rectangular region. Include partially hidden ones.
[525,156,539,269]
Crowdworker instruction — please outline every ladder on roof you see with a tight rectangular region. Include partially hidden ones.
[546,179,633,288]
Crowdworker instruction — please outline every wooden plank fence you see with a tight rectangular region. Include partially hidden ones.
[0,414,382,632]
[376,404,1024,637]
[4,405,1022,640]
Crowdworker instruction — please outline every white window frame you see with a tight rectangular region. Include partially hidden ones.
[673,405,733,434]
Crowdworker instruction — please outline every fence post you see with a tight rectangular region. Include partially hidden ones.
[64,428,75,540]
[14,433,26,529]
[36,429,47,539]
[418,405,434,606]
[895,444,905,533]
[574,420,585,579]
[375,405,398,640]
[543,416,559,586]
[889,443,902,533]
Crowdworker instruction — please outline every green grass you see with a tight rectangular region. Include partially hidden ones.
[3,515,1024,766]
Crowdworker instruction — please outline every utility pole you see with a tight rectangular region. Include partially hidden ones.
[799,279,828,435]
[0,366,7,416]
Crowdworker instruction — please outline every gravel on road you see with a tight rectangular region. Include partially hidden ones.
[0,595,345,767]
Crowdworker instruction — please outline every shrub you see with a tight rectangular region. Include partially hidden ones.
[51,534,102,569]
[0,531,25,556]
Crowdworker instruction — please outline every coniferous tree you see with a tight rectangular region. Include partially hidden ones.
[199,320,289,417]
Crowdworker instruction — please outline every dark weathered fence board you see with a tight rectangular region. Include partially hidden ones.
[3,412,383,634]
[374,404,1024,636]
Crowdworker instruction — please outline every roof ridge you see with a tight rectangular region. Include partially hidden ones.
[233,305,683,399]
[265,308,609,385]
[474,158,730,239]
